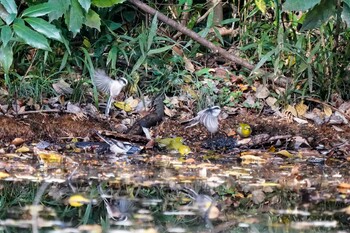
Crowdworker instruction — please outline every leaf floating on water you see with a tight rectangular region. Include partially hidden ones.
[68,194,91,207]
[0,171,10,179]
[37,151,63,163]
[337,183,350,194]
[240,155,266,164]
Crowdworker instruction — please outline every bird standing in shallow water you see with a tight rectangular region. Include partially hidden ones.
[93,69,128,116]
[184,106,221,134]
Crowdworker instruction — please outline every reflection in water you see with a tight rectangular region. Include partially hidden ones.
[0,148,348,232]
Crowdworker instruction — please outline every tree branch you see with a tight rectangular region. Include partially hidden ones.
[128,0,256,71]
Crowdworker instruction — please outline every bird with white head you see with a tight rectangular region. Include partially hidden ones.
[93,69,128,116]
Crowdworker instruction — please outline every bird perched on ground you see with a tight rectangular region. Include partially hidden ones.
[236,123,252,138]
[96,132,140,155]
[93,69,128,116]
[183,106,221,134]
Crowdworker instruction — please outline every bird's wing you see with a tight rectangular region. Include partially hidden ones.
[202,114,219,133]
[94,69,112,94]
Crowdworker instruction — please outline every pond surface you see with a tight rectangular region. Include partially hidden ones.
[0,145,349,233]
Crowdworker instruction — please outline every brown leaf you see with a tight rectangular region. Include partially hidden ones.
[11,138,25,146]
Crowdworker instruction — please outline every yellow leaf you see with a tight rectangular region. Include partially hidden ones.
[276,150,293,158]
[15,146,30,153]
[68,194,90,207]
[238,84,249,92]
[323,105,332,117]
[128,72,140,94]
[37,151,63,163]
[83,37,91,48]
[285,105,298,117]
[295,101,308,117]
[114,102,133,112]
[0,171,10,179]
[240,155,266,164]
[255,0,266,14]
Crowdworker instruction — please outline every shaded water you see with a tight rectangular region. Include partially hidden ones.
[0,149,349,233]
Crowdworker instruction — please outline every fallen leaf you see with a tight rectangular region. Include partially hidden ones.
[15,146,30,153]
[11,138,25,146]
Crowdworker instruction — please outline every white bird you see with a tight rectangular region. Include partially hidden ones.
[93,69,128,116]
[184,106,221,134]
[96,132,136,155]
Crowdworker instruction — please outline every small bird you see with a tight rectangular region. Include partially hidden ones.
[96,132,140,155]
[98,186,134,221]
[237,123,252,138]
[184,106,221,134]
[93,69,128,116]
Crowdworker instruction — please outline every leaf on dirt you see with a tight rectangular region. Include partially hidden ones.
[68,194,91,207]
[164,106,176,117]
[285,105,298,117]
[114,101,133,112]
[66,102,83,114]
[323,105,332,117]
[276,150,293,158]
[293,117,308,124]
[183,55,195,73]
[265,97,278,111]
[331,125,344,132]
[52,79,73,95]
[293,136,310,149]
[251,189,265,204]
[238,84,249,92]
[255,84,270,99]
[295,101,308,116]
[15,146,30,153]
[11,137,25,146]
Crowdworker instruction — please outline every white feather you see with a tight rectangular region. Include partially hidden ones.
[185,106,221,133]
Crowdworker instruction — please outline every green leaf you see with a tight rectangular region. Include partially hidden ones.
[21,3,54,17]
[147,45,173,55]
[68,0,84,36]
[148,13,158,51]
[85,9,100,30]
[92,0,125,7]
[0,0,17,14]
[13,19,51,51]
[1,24,12,46]
[0,44,13,73]
[48,0,70,22]
[342,1,350,28]
[283,0,320,11]
[251,49,276,74]
[300,0,336,31]
[78,0,91,12]
[255,0,266,14]
[24,17,64,42]
[5,13,15,24]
